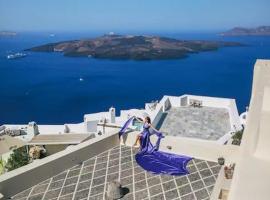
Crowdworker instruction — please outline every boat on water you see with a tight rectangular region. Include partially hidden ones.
[6,53,27,59]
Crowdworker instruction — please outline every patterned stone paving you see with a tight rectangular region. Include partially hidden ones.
[12,145,221,200]
[158,107,231,140]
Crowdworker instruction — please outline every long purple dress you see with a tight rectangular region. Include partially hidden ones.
[119,117,192,176]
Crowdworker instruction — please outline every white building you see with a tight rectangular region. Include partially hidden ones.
[0,60,269,200]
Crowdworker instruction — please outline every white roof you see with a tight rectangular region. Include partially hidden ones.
[0,135,26,154]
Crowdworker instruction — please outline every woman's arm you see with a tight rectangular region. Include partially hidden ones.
[134,116,161,133]
[149,124,159,133]
[135,117,144,123]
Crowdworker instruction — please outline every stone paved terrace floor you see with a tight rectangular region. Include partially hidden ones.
[12,145,221,200]
[157,107,231,140]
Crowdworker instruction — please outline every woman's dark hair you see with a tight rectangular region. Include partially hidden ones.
[145,116,151,124]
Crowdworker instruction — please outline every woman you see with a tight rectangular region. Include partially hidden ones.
[119,116,192,175]
[135,116,163,153]
[133,116,152,147]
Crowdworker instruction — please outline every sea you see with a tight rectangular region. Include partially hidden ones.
[0,32,270,124]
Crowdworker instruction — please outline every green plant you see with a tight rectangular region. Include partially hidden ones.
[232,129,244,145]
[5,147,30,172]
[0,158,5,174]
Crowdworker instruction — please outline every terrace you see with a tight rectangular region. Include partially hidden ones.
[0,127,235,200]
[12,145,221,200]
[157,107,231,140]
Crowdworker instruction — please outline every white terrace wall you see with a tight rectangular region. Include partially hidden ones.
[185,95,232,108]
[151,105,164,127]
[149,95,174,127]
[228,60,270,200]
[119,109,146,120]
[166,95,181,107]
[148,97,169,127]
[227,99,242,131]
[0,131,120,198]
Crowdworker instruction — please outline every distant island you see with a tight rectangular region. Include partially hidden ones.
[0,31,17,36]
[27,34,242,60]
[221,26,270,36]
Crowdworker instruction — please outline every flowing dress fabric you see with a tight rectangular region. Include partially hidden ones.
[119,118,192,176]
[118,117,134,138]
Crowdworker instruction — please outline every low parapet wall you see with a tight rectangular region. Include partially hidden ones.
[0,131,120,198]
[121,131,239,164]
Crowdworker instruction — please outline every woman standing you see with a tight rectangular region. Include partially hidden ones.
[133,116,151,147]
[119,116,192,175]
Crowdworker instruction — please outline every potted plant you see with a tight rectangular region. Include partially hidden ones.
[232,130,244,146]
[218,157,225,165]
[224,164,235,179]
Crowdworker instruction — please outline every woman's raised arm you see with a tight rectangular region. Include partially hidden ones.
[134,117,144,123]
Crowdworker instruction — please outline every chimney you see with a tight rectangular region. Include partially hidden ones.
[109,107,116,123]
[27,121,39,136]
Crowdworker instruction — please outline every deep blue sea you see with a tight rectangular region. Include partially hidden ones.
[0,32,270,124]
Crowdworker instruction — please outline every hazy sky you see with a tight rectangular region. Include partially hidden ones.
[0,0,270,32]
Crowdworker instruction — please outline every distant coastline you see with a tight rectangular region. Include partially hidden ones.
[0,32,266,123]
[220,26,270,36]
[0,31,17,36]
[26,34,242,60]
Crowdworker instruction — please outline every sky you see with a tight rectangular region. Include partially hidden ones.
[0,0,270,32]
